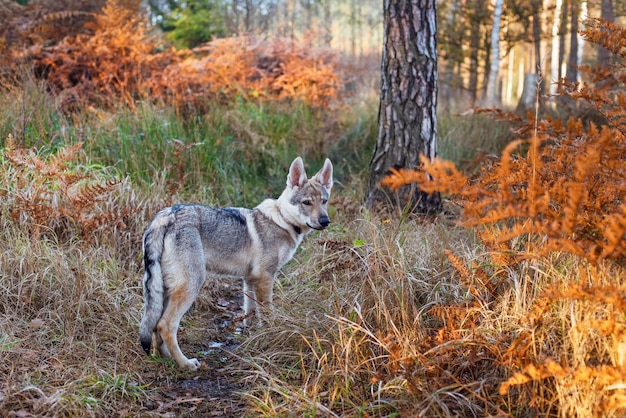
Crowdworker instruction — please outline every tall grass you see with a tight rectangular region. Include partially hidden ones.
[0,73,75,150]
[3,66,622,417]
[239,213,475,416]
[438,112,514,172]
[79,99,357,207]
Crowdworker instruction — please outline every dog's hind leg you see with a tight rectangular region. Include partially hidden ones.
[157,246,206,370]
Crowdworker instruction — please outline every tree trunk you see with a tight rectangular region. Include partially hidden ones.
[558,0,569,81]
[467,0,481,108]
[516,72,538,114]
[484,0,504,107]
[440,0,461,112]
[350,0,356,56]
[550,0,563,95]
[366,0,441,214]
[531,0,543,94]
[322,0,332,47]
[598,0,614,68]
[577,2,587,76]
[566,0,578,83]
[284,0,295,39]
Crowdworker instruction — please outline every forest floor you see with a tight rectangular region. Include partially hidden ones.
[138,281,251,417]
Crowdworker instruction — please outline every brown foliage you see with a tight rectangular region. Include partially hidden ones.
[1,134,127,239]
[382,74,626,265]
[500,280,626,414]
[380,18,626,416]
[25,0,175,109]
[10,1,344,111]
[147,36,343,109]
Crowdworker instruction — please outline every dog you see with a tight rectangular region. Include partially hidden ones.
[139,157,333,370]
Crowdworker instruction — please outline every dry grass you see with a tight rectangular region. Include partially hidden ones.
[0,197,149,415]
[1,8,625,417]
[1,115,624,416]
[1,162,625,416]
[0,140,172,415]
[236,206,626,417]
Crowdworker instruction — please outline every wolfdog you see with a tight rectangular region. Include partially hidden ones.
[139,157,333,370]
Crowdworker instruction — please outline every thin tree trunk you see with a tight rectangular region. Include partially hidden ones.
[284,0,295,39]
[350,0,356,56]
[531,0,543,94]
[550,0,563,95]
[322,0,332,47]
[598,0,614,68]
[367,0,440,214]
[577,2,587,75]
[484,0,504,107]
[566,0,579,83]
[467,0,481,108]
[440,0,461,112]
[482,24,491,101]
[558,0,568,81]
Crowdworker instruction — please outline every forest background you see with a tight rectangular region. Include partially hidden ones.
[0,0,626,416]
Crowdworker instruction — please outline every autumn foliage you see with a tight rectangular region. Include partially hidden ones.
[26,1,172,110]
[380,18,626,415]
[147,36,342,110]
[4,0,343,111]
[1,134,127,239]
[382,28,626,265]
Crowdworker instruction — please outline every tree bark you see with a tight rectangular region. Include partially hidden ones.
[467,0,482,108]
[531,0,543,94]
[598,0,614,68]
[558,0,568,81]
[366,0,441,214]
[550,0,563,95]
[566,0,579,83]
[322,0,332,47]
[440,0,462,112]
[516,72,538,114]
[484,0,504,107]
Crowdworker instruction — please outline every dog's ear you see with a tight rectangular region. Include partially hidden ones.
[287,156,308,189]
[315,158,333,191]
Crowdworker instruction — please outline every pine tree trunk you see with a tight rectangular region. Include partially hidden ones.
[550,0,563,95]
[531,0,543,94]
[366,0,441,214]
[322,0,332,47]
[440,0,461,112]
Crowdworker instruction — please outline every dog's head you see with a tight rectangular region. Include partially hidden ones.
[281,156,333,232]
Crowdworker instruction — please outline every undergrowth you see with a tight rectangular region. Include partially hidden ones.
[0,2,624,417]
[378,17,626,416]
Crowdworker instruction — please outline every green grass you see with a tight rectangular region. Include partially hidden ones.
[77,99,353,207]
[438,112,514,172]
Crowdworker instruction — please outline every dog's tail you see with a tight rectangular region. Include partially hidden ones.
[139,221,167,355]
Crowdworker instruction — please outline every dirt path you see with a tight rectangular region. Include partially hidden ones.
[140,283,251,417]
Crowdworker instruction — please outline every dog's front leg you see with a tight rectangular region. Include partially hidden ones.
[243,274,274,327]
[242,278,257,327]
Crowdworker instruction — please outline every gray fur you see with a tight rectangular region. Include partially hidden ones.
[139,157,333,370]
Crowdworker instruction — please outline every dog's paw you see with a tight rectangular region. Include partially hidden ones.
[182,358,201,371]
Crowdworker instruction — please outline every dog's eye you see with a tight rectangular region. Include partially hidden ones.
[322,199,328,205]
[302,200,312,206]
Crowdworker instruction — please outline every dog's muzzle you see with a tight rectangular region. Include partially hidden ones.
[307,216,331,230]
